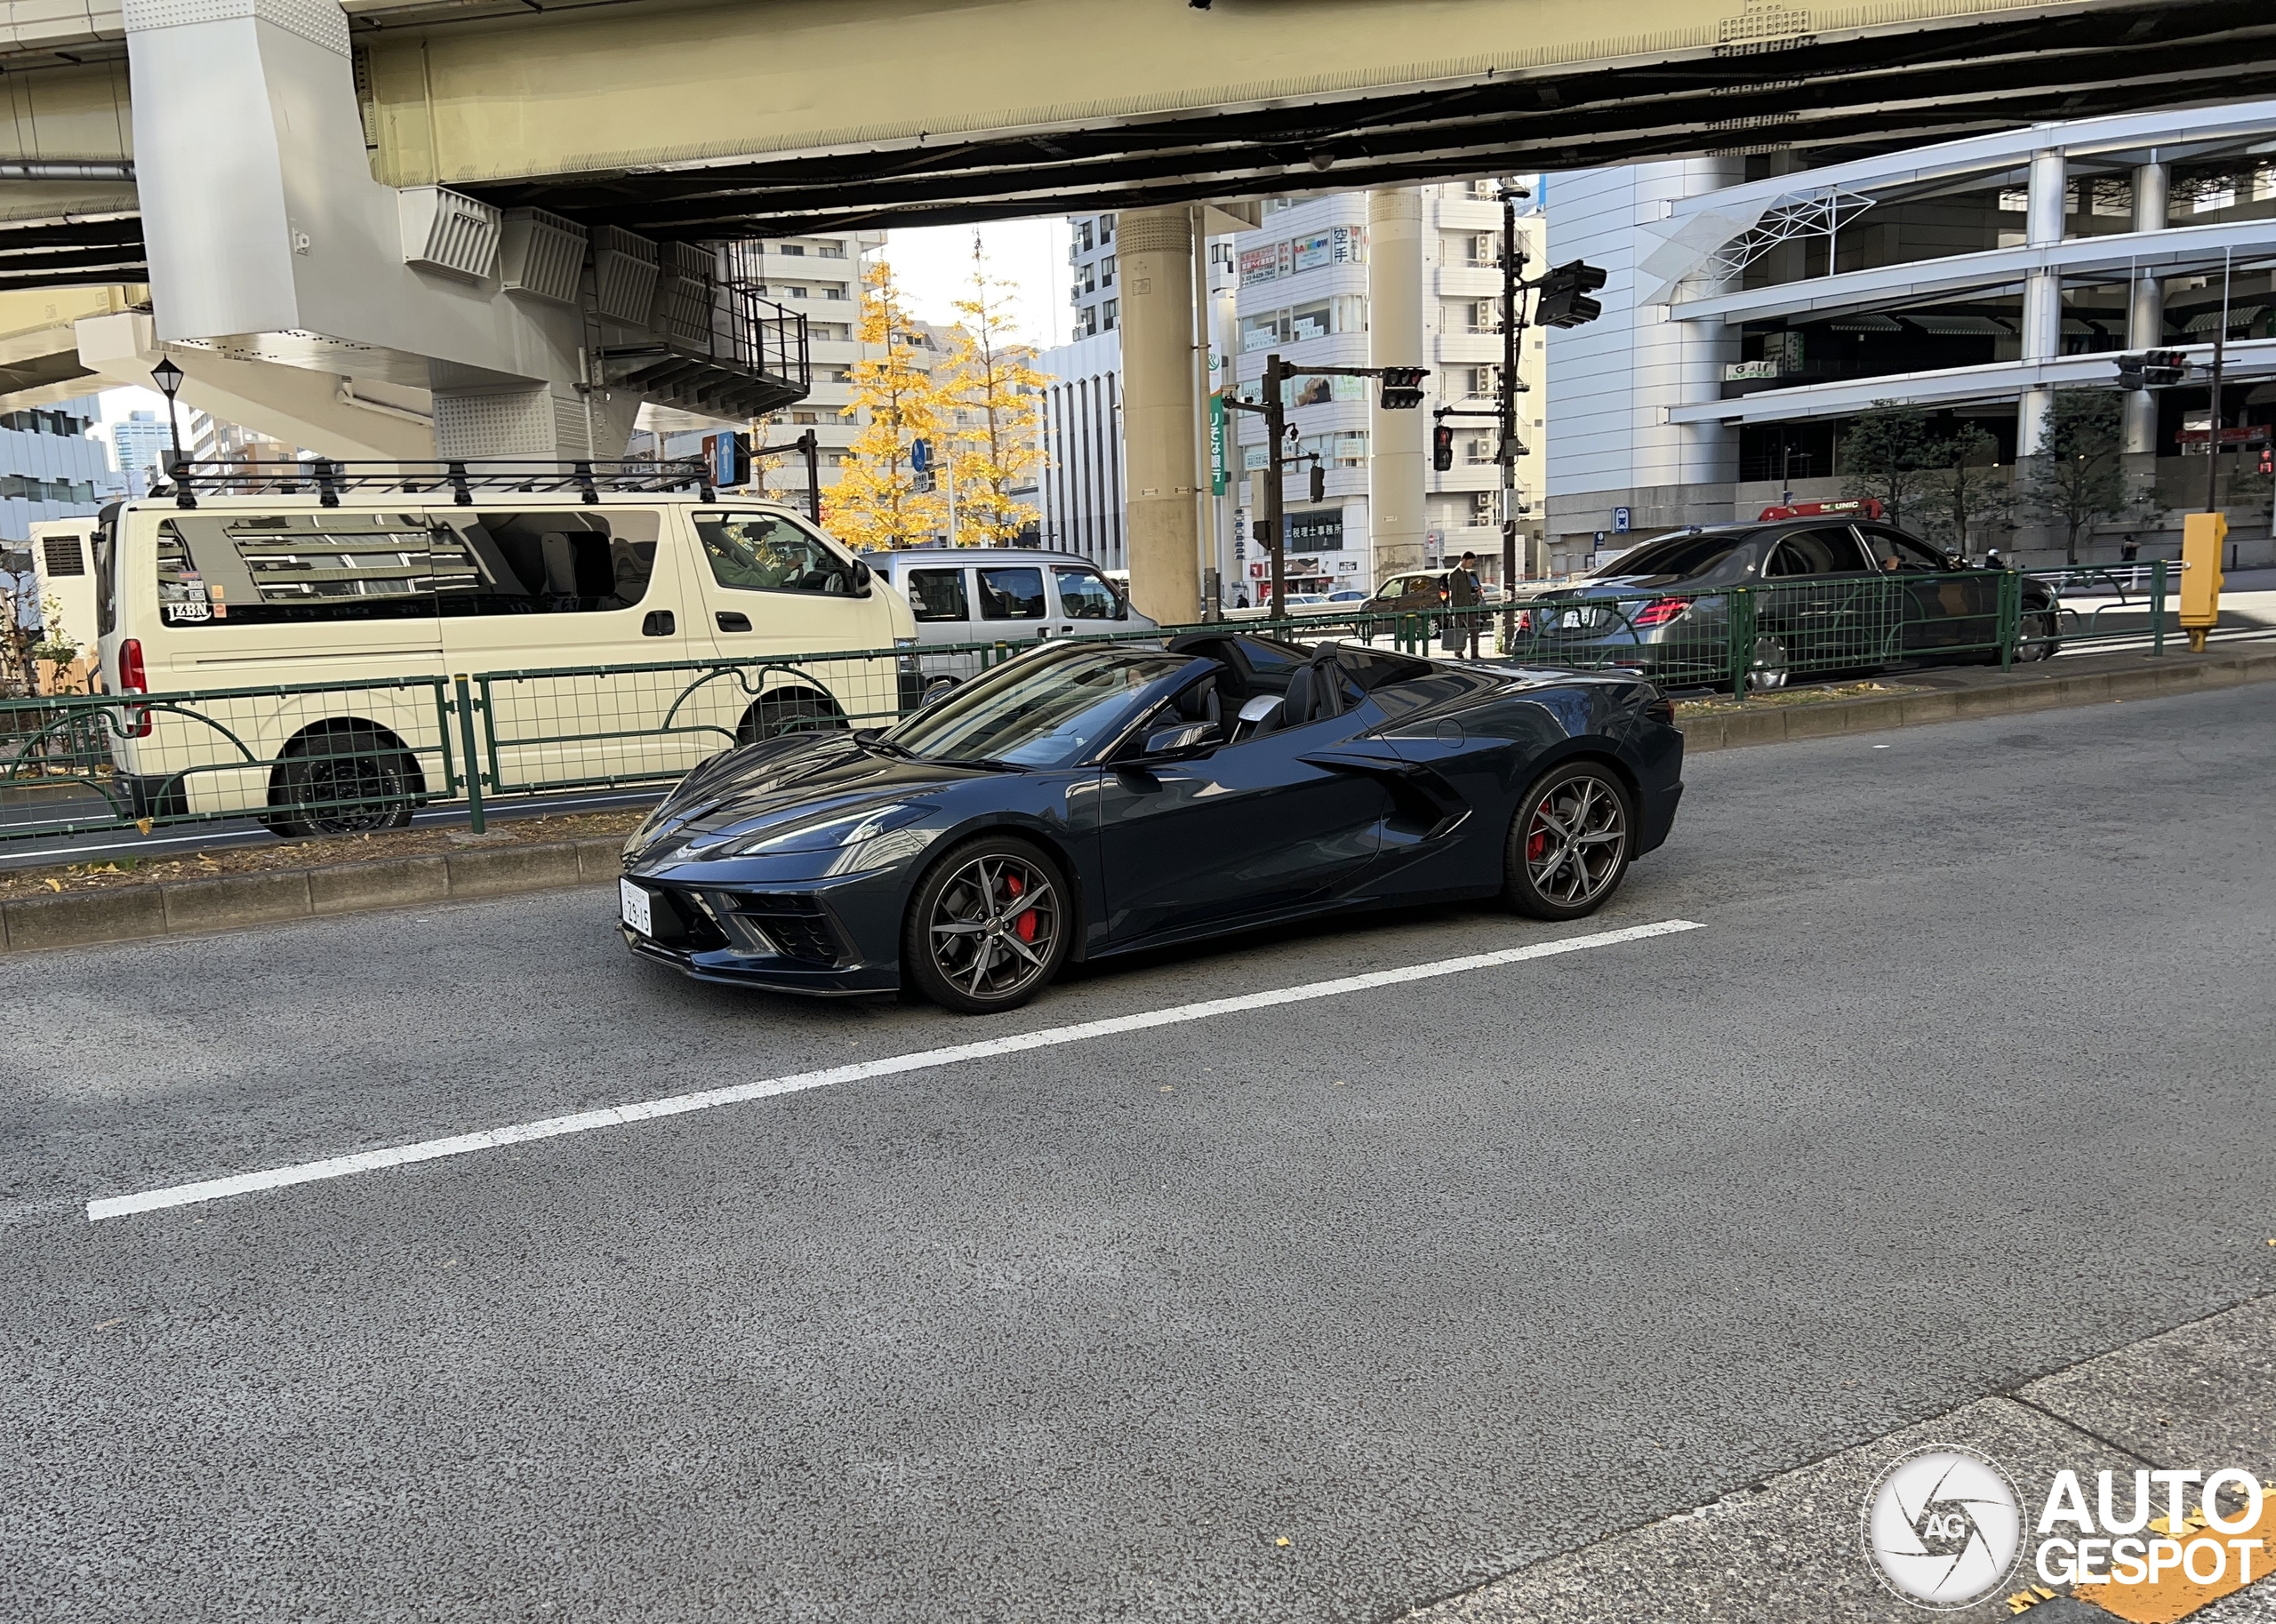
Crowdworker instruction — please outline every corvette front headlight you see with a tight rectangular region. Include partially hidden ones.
[701,802,931,859]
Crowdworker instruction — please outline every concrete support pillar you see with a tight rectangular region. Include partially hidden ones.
[2016,147,2066,457]
[1118,207,1203,625]
[1367,188,1428,578]
[2124,160,2169,455]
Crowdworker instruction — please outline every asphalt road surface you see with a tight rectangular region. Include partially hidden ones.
[5,684,2272,1623]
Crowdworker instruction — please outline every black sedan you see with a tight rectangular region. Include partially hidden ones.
[1517,518,2060,691]
[617,634,1685,1013]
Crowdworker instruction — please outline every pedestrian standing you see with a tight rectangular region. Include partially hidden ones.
[1447,550,1485,657]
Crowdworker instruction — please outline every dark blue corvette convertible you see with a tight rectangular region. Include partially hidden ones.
[618,633,1684,1012]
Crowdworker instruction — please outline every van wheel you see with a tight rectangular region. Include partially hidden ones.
[264,723,421,837]
[738,685,846,746]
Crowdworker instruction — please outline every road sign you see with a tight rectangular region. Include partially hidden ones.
[1613,506,1631,532]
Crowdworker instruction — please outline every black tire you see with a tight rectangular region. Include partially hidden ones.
[1503,760,1636,921]
[737,684,846,746]
[265,724,420,837]
[902,835,1071,1014]
[2019,610,2060,661]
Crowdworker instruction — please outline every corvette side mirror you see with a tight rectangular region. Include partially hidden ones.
[1142,722,1220,758]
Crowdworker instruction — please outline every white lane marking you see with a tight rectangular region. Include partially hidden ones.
[87,918,1703,1222]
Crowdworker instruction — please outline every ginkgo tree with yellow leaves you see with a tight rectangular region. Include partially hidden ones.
[824,259,948,550]
[939,238,1047,546]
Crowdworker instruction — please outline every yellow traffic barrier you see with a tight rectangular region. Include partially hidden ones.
[2179,512,2227,652]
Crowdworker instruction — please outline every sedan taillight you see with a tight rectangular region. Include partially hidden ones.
[1631,596,1694,628]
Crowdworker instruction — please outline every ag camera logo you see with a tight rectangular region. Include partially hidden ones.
[1863,1446,2024,1608]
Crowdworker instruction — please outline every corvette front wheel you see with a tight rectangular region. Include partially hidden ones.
[903,836,1070,1014]
[1503,762,1634,921]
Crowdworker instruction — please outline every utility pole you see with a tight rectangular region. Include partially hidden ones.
[2206,249,2232,515]
[1498,184,1524,596]
[1231,354,1426,618]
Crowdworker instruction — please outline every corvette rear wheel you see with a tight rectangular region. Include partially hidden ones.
[903,836,1070,1014]
[1503,761,1634,921]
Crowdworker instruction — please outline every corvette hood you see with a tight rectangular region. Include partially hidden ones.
[625,734,988,865]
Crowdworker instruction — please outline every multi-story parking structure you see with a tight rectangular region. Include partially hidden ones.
[1548,102,2276,570]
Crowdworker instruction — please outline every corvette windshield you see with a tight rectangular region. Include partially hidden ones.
[889,646,1188,767]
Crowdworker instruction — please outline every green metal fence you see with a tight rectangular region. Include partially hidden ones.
[0,564,2191,847]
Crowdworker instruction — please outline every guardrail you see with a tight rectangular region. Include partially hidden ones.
[0,564,2191,847]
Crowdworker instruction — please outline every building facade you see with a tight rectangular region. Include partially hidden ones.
[1068,213,1119,341]
[1,397,118,550]
[1037,329,1126,571]
[1228,184,1548,597]
[111,408,171,497]
[1547,101,2276,569]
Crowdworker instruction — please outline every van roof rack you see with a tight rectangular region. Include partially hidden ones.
[150,456,723,510]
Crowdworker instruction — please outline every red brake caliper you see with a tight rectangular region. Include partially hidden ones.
[1005,871,1037,941]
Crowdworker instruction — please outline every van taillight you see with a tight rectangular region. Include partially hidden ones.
[119,638,151,738]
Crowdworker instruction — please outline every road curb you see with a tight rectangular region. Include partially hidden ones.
[1680,644,2276,753]
[6,647,2272,956]
[0,835,628,956]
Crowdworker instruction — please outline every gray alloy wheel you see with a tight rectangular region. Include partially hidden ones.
[904,838,1070,1013]
[1504,762,1634,921]
[1745,635,1791,692]
[2019,610,2060,660]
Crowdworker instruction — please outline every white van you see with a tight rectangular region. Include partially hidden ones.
[861,546,1155,688]
[90,472,915,833]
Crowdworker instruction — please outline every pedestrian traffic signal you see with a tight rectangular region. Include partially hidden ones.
[1309,461,1326,502]
[2144,349,2190,386]
[1377,365,1429,410]
[1432,422,1455,472]
[1534,260,1608,329]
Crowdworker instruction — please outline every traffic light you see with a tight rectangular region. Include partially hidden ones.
[1377,365,1429,410]
[1534,260,1608,329]
[1432,422,1455,472]
[2144,349,2190,386]
[1309,460,1326,502]
[2115,354,2146,392]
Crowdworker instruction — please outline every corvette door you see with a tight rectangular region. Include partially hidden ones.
[1095,707,1390,944]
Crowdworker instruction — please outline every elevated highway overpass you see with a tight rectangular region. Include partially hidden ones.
[3,0,2276,616]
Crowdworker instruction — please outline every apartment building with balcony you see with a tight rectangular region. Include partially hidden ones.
[1228,183,1547,596]
[1546,101,2276,570]
[1068,213,1120,340]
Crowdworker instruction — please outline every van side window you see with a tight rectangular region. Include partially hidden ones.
[905,568,969,621]
[977,567,1046,620]
[696,511,857,596]
[434,510,658,616]
[154,512,442,626]
[1053,565,1119,620]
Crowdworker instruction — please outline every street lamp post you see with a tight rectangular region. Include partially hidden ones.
[149,356,186,480]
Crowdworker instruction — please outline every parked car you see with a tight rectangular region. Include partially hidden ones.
[618,631,1685,1012]
[1513,518,2060,690]
[86,470,915,834]
[861,547,1155,691]
[1364,572,1448,613]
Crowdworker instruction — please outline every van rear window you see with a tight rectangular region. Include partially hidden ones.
[151,509,661,626]
[156,513,440,627]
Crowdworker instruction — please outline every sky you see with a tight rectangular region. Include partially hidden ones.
[82,213,1076,448]
[881,217,1073,349]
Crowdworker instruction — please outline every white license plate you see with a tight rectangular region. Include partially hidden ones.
[1559,609,1591,630]
[619,878,654,937]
